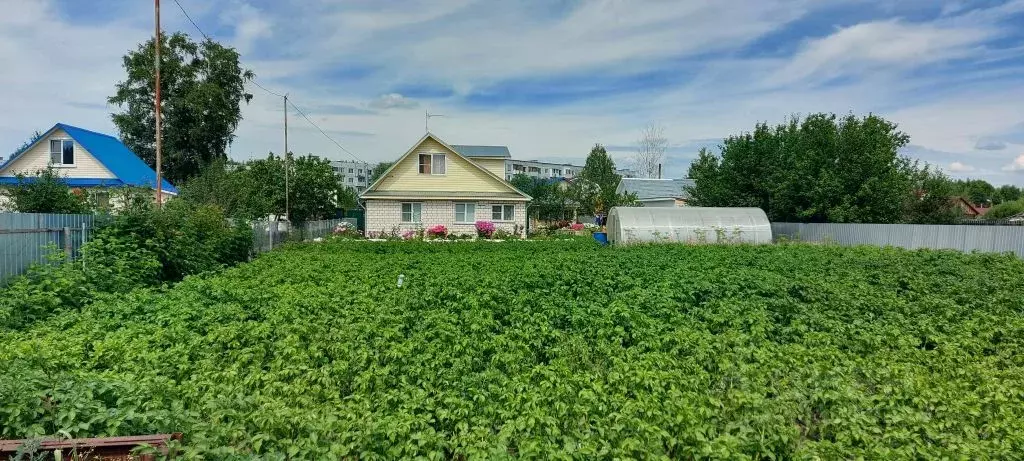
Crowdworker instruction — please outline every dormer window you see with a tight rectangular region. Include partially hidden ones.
[50,139,74,166]
[418,153,446,175]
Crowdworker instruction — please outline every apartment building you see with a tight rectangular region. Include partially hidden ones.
[504,160,637,181]
[331,160,375,192]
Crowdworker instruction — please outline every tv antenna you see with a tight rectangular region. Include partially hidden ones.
[425,110,445,132]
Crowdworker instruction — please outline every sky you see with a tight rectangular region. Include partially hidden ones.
[1,0,1023,185]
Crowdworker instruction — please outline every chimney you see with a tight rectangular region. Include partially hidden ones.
[657,164,662,179]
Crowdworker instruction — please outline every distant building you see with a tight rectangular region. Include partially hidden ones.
[331,160,376,192]
[616,178,695,207]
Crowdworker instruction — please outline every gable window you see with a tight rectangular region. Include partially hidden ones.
[419,153,446,175]
[401,203,422,223]
[492,204,514,221]
[454,203,476,223]
[50,139,74,166]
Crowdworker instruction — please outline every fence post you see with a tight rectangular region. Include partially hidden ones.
[81,222,88,269]
[63,227,72,262]
[269,221,277,250]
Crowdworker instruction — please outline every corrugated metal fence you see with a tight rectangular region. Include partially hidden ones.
[0,212,95,281]
[1,214,357,282]
[772,222,1024,258]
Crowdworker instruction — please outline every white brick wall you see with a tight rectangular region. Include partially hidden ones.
[365,200,526,237]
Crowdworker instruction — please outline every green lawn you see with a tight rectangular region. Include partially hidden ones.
[2,241,1023,459]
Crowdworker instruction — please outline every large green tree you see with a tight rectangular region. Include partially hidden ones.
[181,154,340,223]
[109,32,254,184]
[687,113,922,223]
[369,161,394,184]
[578,144,632,214]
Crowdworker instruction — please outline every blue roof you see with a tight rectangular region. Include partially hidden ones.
[450,145,511,158]
[1,123,178,194]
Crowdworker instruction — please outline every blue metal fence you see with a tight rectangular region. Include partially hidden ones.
[0,212,96,282]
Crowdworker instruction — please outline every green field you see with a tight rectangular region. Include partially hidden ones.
[2,241,1023,459]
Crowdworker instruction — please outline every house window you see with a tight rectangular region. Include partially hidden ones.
[357,169,363,174]
[492,204,514,221]
[50,139,74,166]
[419,153,445,175]
[347,177,353,183]
[401,203,422,223]
[455,203,476,223]
[348,168,354,174]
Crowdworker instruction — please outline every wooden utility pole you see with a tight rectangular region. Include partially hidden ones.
[154,0,163,207]
[284,94,289,221]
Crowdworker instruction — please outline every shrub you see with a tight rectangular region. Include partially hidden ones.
[569,222,584,231]
[426,224,448,239]
[475,220,495,238]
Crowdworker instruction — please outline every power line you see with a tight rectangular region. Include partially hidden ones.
[170,0,210,40]
[289,100,364,163]
[169,0,364,163]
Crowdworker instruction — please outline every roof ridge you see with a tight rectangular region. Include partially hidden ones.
[57,123,120,141]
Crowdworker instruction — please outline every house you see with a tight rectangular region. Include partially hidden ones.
[954,197,990,219]
[0,123,178,207]
[360,133,531,236]
[615,178,695,207]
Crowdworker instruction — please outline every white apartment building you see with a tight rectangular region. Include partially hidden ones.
[331,160,375,192]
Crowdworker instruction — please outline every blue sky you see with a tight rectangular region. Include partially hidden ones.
[2,0,1024,184]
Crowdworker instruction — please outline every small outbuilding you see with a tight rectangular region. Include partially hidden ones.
[606,206,772,245]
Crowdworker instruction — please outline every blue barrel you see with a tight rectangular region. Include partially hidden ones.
[593,232,608,245]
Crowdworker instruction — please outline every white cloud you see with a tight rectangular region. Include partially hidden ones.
[767,20,991,86]
[368,93,419,110]
[220,1,273,54]
[1002,154,1024,172]
[948,161,975,172]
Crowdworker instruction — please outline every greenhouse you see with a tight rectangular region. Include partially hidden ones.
[606,206,772,245]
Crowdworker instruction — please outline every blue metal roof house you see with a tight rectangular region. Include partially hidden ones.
[0,123,177,195]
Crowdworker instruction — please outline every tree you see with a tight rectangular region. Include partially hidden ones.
[181,153,339,223]
[951,179,996,206]
[995,184,1023,204]
[904,166,961,224]
[986,199,1024,220]
[109,32,254,184]
[369,161,394,184]
[511,174,575,221]
[579,144,631,214]
[633,123,668,178]
[686,113,917,223]
[3,167,90,213]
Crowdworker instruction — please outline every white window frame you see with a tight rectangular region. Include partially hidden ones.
[418,153,446,175]
[401,202,422,223]
[49,139,75,167]
[454,203,476,223]
[491,204,515,222]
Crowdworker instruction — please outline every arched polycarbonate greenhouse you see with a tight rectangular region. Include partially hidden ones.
[606,207,772,245]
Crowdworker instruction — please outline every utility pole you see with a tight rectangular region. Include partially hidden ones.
[284,94,289,222]
[154,0,163,207]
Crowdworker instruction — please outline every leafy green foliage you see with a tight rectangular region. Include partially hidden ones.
[181,154,340,223]
[510,174,576,221]
[369,161,394,184]
[0,200,251,331]
[985,199,1024,220]
[579,144,633,214]
[686,113,949,224]
[3,167,90,214]
[2,242,1023,458]
[108,32,253,183]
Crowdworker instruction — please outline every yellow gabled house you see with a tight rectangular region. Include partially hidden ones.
[360,133,531,236]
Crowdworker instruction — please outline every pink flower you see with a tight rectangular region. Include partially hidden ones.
[569,223,584,231]
[426,224,448,238]
[475,220,496,238]
[401,230,417,240]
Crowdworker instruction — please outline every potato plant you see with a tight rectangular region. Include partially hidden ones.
[2,241,1023,459]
